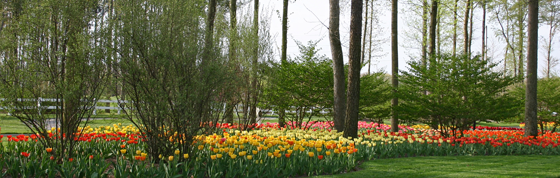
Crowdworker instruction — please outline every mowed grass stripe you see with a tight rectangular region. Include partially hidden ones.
[315,155,560,178]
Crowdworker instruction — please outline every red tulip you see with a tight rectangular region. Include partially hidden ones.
[21,152,30,157]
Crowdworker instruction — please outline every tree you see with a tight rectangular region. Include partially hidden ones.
[391,0,399,132]
[540,0,560,78]
[0,0,107,162]
[360,73,392,124]
[513,78,560,133]
[262,41,333,128]
[429,0,438,58]
[330,0,346,132]
[399,54,521,137]
[249,0,260,124]
[115,0,231,160]
[279,0,289,128]
[525,0,539,137]
[343,0,363,138]
[224,0,238,124]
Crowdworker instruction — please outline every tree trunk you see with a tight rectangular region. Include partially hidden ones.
[330,0,346,132]
[203,0,217,62]
[361,0,369,65]
[464,0,471,55]
[481,0,486,60]
[429,0,438,58]
[422,0,428,65]
[517,6,525,79]
[279,0,289,127]
[525,0,538,137]
[249,0,259,124]
[226,0,238,124]
[452,0,458,57]
[468,3,474,55]
[391,0,399,133]
[343,0,363,139]
[368,0,374,75]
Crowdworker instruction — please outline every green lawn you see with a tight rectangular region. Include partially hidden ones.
[0,114,132,134]
[315,155,560,178]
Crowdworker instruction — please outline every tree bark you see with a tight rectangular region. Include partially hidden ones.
[429,0,438,58]
[361,0,369,65]
[517,5,526,79]
[525,0,538,137]
[391,0,399,133]
[464,0,471,55]
[279,0,289,127]
[203,0,217,63]
[225,0,238,124]
[481,0,486,60]
[452,0,458,57]
[421,0,428,65]
[249,0,259,124]
[368,0,374,75]
[330,0,346,132]
[343,0,363,139]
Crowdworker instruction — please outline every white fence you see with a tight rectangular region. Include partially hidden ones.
[1,98,332,116]
[0,98,127,115]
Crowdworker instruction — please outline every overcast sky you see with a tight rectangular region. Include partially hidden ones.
[258,0,560,77]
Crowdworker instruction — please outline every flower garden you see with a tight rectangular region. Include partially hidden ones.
[1,121,560,177]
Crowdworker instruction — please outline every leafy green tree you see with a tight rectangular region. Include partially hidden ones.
[399,54,522,137]
[262,41,333,128]
[359,73,392,124]
[512,78,560,133]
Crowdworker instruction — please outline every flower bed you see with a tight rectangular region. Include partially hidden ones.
[1,122,559,177]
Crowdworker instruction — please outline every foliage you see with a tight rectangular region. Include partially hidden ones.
[511,77,560,132]
[0,0,107,162]
[261,40,334,128]
[398,54,522,137]
[359,72,392,123]
[114,0,232,161]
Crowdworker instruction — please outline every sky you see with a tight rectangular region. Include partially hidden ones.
[257,0,560,77]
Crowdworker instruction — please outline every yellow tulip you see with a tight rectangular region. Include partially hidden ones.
[120,149,127,154]
[211,155,217,160]
[326,151,331,156]
[217,154,223,159]
[136,150,142,155]
[308,152,314,157]
[175,150,180,155]
[317,148,322,152]
[183,154,189,159]
[168,156,174,161]
[247,155,253,160]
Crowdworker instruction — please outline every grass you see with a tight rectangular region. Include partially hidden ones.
[315,155,560,178]
[0,113,131,134]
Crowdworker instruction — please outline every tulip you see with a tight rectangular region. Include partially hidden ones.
[217,154,222,159]
[136,150,142,155]
[20,152,30,157]
[89,155,94,159]
[120,149,127,154]
[308,152,314,157]
[211,155,217,160]
[46,148,53,153]
[168,156,174,161]
[184,154,189,159]
[247,155,253,160]
[326,151,331,156]
[174,150,180,155]
[318,155,324,160]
